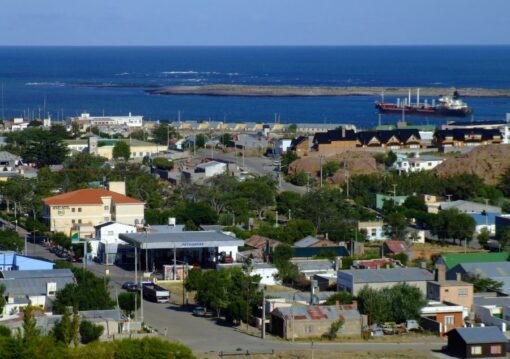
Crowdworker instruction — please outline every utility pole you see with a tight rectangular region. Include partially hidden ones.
[275,210,278,228]
[134,246,138,285]
[145,228,149,273]
[261,287,266,339]
[392,184,397,200]
[320,155,323,188]
[173,242,177,280]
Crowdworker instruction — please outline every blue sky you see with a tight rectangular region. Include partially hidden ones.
[1,0,509,46]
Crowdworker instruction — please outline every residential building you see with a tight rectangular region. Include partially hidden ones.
[293,236,336,248]
[0,269,75,316]
[337,267,433,295]
[4,118,29,132]
[65,137,161,160]
[313,273,337,291]
[435,252,508,271]
[447,262,510,295]
[427,199,501,215]
[443,119,510,144]
[0,151,21,171]
[42,182,145,238]
[393,153,444,173]
[270,305,362,340]
[427,265,474,310]
[290,259,336,279]
[472,296,510,332]
[375,193,408,210]
[433,129,503,149]
[495,215,510,238]
[312,128,358,152]
[446,326,507,358]
[351,258,397,270]
[292,246,349,260]
[274,139,293,155]
[358,221,388,241]
[195,161,227,177]
[383,240,411,257]
[356,129,421,149]
[467,212,499,234]
[0,252,54,271]
[290,136,313,156]
[421,301,466,336]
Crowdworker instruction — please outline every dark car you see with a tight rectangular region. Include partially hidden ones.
[122,281,139,292]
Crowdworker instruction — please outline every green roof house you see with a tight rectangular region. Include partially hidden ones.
[435,252,508,270]
[375,193,408,210]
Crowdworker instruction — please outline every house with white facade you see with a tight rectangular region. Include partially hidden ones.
[358,221,388,241]
[394,153,444,174]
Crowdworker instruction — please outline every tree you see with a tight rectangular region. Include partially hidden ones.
[0,286,5,322]
[0,230,24,252]
[53,268,115,314]
[288,171,308,186]
[112,141,131,161]
[276,191,302,215]
[280,151,298,174]
[52,306,72,345]
[322,161,340,179]
[118,292,140,317]
[323,318,344,340]
[498,227,510,249]
[22,304,40,343]
[403,195,427,213]
[383,212,409,240]
[219,133,233,146]
[79,320,104,344]
[324,291,353,305]
[22,135,69,167]
[477,228,490,246]
[463,273,503,292]
[152,157,173,170]
[357,283,427,324]
[185,268,204,291]
[272,244,299,284]
[195,134,206,149]
[152,124,177,145]
[385,150,397,167]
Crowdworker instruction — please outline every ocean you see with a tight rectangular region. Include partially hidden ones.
[1,46,510,128]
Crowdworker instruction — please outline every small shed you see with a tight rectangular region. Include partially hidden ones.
[446,326,507,358]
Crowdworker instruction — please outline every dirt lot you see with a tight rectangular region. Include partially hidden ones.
[195,348,435,359]
[411,242,483,261]
[157,281,196,305]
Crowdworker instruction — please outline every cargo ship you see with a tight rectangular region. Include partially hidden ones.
[375,89,473,117]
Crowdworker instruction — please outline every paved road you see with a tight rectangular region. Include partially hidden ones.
[197,149,307,194]
[26,241,444,356]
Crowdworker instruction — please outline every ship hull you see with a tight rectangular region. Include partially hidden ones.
[375,103,473,117]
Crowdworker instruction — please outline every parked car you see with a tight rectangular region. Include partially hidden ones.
[122,281,139,292]
[404,320,421,332]
[382,322,399,335]
[192,307,207,317]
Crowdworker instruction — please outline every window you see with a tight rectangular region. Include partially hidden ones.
[78,219,82,224]
[458,288,468,296]
[490,345,502,354]
[78,208,82,212]
[104,205,109,211]
[444,316,454,325]
[72,220,75,224]
[72,208,76,213]
[107,231,114,236]
[471,346,482,355]
[304,325,313,334]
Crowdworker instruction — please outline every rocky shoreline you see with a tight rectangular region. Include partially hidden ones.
[146,85,510,98]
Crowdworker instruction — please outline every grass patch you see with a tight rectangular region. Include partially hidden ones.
[157,281,196,305]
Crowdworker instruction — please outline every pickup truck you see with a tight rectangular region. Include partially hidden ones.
[142,282,170,303]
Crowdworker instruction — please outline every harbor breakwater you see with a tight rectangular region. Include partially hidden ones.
[147,85,510,98]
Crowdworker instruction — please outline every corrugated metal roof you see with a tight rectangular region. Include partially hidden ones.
[439,252,508,270]
[2,269,73,279]
[292,246,349,258]
[1,274,75,296]
[293,236,320,248]
[291,260,335,272]
[340,267,433,284]
[452,326,507,344]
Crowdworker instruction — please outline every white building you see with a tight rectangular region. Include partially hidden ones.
[73,112,143,128]
[252,263,280,286]
[275,139,293,155]
[394,154,444,174]
[94,222,138,264]
[195,161,227,177]
[7,118,30,131]
[358,221,388,241]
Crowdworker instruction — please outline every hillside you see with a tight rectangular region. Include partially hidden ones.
[288,151,379,184]
[433,144,510,185]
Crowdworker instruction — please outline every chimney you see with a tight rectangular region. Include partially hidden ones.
[456,272,462,281]
[435,264,446,282]
[341,127,346,138]
[108,181,126,195]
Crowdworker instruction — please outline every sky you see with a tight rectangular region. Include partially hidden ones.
[1,0,509,46]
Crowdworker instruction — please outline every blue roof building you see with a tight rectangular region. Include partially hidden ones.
[0,251,54,271]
